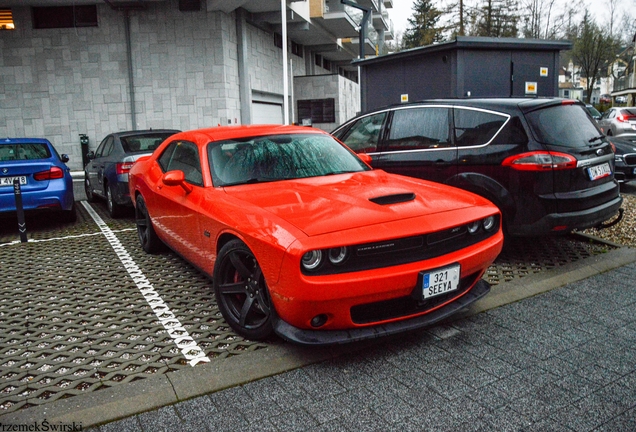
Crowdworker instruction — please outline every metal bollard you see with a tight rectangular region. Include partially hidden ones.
[13,179,27,243]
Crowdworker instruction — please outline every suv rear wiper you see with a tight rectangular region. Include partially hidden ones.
[589,135,605,143]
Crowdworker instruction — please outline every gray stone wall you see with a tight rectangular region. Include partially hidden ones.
[0,2,242,170]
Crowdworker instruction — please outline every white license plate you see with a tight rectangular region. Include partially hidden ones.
[421,264,460,299]
[587,163,611,181]
[0,176,27,187]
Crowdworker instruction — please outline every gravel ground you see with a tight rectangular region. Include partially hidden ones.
[581,192,636,247]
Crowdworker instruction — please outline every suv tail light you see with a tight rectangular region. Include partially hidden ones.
[33,166,64,181]
[502,151,577,171]
[116,162,135,175]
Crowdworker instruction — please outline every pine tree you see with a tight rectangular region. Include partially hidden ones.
[402,0,445,49]
[472,0,519,38]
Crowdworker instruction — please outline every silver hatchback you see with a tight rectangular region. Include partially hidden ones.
[598,107,636,136]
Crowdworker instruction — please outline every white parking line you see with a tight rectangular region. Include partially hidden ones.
[81,201,210,367]
[0,229,136,247]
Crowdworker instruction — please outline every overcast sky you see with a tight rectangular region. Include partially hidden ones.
[387,0,631,36]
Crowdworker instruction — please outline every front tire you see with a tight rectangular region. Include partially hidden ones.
[213,240,274,340]
[135,194,164,254]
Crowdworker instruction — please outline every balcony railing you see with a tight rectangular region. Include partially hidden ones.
[613,74,636,92]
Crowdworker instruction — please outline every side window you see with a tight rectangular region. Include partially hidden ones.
[158,142,177,172]
[386,107,451,151]
[453,108,507,147]
[491,116,528,145]
[94,137,109,158]
[101,137,115,158]
[337,112,386,152]
[158,141,203,186]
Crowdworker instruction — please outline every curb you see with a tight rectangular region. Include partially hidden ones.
[2,245,636,428]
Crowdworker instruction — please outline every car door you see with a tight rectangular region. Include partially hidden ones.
[374,106,457,184]
[86,137,110,196]
[454,106,511,180]
[95,136,114,194]
[152,140,206,267]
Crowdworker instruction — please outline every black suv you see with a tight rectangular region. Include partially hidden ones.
[332,98,623,236]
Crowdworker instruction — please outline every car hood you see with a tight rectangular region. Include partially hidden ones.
[223,170,486,237]
[609,135,636,154]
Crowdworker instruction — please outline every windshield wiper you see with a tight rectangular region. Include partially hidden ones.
[589,135,605,143]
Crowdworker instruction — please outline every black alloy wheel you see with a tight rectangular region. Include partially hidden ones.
[213,239,274,340]
[135,194,164,254]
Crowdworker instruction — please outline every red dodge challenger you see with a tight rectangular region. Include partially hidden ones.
[129,125,503,345]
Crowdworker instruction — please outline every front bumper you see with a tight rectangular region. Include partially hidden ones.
[272,278,491,345]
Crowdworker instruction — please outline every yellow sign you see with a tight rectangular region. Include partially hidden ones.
[525,82,537,95]
[401,94,409,103]
[540,67,548,77]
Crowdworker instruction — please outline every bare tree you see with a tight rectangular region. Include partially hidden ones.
[571,11,620,103]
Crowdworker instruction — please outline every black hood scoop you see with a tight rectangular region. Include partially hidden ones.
[369,193,416,205]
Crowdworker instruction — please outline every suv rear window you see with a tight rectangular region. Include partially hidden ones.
[0,143,51,161]
[525,104,600,148]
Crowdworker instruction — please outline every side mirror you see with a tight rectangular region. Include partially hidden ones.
[357,153,372,166]
[87,151,95,160]
[61,154,70,163]
[162,170,193,194]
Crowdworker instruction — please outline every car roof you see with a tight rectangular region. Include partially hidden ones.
[0,138,52,145]
[361,97,579,116]
[110,129,181,138]
[172,124,328,143]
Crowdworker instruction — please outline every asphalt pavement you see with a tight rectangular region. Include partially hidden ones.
[98,258,636,432]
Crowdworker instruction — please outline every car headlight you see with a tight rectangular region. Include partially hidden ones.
[328,246,349,265]
[302,250,323,271]
[467,221,481,234]
[615,155,624,163]
[482,216,496,232]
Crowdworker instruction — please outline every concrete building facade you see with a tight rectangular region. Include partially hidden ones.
[0,0,393,170]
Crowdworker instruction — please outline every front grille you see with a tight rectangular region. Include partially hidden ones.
[303,215,500,276]
[623,154,636,165]
[350,271,481,324]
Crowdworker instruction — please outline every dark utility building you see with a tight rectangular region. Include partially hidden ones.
[356,36,572,112]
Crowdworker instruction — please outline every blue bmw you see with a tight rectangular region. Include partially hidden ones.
[0,138,76,222]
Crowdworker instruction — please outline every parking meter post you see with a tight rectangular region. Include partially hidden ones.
[80,134,89,168]
[13,179,27,243]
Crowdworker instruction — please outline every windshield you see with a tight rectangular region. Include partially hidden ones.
[208,133,370,186]
[525,104,602,148]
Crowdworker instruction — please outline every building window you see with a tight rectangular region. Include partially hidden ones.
[563,90,570,97]
[297,98,336,124]
[274,32,283,49]
[315,54,322,68]
[32,5,98,29]
[291,41,303,58]
[0,9,15,30]
[323,58,332,71]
